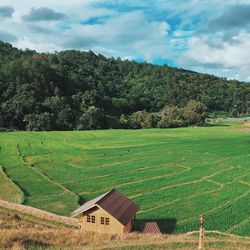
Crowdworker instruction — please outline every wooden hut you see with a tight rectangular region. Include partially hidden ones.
[70,189,139,234]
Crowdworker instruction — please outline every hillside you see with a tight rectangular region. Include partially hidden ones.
[0,41,249,131]
[0,120,249,236]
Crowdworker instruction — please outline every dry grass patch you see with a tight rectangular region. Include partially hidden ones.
[1,229,250,250]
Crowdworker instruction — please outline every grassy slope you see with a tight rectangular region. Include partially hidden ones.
[0,199,78,229]
[0,165,24,203]
[0,121,249,236]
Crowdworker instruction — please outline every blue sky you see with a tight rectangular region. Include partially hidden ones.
[1,0,250,81]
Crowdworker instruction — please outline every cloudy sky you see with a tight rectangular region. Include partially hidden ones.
[1,0,250,81]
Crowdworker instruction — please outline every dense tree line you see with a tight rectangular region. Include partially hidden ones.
[0,41,249,131]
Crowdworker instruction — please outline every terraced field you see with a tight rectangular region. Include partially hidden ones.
[0,121,249,235]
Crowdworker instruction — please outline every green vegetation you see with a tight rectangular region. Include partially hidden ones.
[0,41,249,131]
[0,165,24,203]
[0,121,249,236]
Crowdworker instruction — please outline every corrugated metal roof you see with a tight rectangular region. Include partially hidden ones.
[140,222,161,234]
[70,189,139,226]
[70,190,111,217]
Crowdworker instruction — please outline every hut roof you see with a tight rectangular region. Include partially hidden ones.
[70,189,139,226]
[140,222,161,234]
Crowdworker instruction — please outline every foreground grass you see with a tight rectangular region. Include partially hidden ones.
[0,120,249,235]
[1,228,250,250]
[2,201,250,250]
[1,207,250,250]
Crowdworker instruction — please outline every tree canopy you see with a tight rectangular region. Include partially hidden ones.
[0,41,249,131]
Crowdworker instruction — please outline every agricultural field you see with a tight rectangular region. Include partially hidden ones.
[0,120,249,236]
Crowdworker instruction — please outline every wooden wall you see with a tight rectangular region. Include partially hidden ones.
[80,207,131,235]
[123,221,132,234]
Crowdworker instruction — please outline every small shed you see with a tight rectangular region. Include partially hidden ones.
[70,189,140,234]
[140,222,161,234]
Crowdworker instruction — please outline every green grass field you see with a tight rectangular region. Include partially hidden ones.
[0,121,249,236]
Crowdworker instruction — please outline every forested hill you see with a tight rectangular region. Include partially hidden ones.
[0,41,249,131]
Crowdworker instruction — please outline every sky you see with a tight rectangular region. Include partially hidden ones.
[0,0,250,81]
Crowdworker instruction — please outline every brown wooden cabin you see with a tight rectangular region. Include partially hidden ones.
[70,189,139,234]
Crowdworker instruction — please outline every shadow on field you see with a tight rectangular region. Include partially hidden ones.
[134,218,177,234]
[206,123,229,127]
[78,196,86,206]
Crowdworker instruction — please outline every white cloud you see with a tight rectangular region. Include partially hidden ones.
[181,32,250,80]
[14,37,62,52]
[62,11,170,61]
